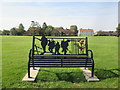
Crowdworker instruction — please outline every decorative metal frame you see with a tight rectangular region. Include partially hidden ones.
[28,35,94,78]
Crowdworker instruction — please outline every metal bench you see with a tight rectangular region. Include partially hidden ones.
[28,35,94,78]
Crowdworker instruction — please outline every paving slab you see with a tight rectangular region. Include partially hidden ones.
[22,67,40,82]
[80,67,99,82]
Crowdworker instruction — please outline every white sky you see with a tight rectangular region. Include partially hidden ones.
[1,0,119,2]
[0,0,119,31]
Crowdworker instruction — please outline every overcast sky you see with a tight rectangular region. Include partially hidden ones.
[0,0,119,31]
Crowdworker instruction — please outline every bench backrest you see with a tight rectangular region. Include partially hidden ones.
[31,35,88,56]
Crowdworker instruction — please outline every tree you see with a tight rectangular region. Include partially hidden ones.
[54,27,64,29]
[35,27,42,35]
[19,23,24,30]
[28,21,42,35]
[2,30,10,35]
[45,25,54,36]
[0,30,2,35]
[42,22,47,30]
[70,25,78,35]
[96,30,103,36]
[10,28,17,35]
[116,24,120,37]
[17,23,25,35]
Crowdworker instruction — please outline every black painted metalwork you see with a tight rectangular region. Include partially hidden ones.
[28,35,95,78]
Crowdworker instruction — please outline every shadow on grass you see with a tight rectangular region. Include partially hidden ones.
[55,72,86,83]
[36,69,86,83]
[36,68,119,83]
[95,68,120,80]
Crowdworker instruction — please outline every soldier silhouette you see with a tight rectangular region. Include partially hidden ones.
[48,39,55,53]
[55,42,60,55]
[40,35,48,53]
[61,40,70,55]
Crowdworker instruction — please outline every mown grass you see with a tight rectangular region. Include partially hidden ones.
[0,36,2,89]
[2,36,119,88]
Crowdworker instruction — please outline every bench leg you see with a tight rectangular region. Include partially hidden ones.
[33,67,35,70]
[28,64,30,78]
[91,64,94,77]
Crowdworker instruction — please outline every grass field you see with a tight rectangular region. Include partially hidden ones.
[2,36,119,88]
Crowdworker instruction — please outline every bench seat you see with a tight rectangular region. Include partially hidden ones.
[33,55,91,59]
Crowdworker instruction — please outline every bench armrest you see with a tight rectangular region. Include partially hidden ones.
[28,49,32,66]
[87,49,93,59]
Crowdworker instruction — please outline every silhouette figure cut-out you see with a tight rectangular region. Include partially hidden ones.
[61,40,70,55]
[48,39,55,53]
[40,35,48,53]
[55,42,60,55]
[61,40,65,51]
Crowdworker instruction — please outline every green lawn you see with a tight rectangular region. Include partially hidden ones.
[2,36,119,88]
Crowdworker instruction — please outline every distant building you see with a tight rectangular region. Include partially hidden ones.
[78,28,94,36]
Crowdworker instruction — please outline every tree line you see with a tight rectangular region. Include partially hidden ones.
[0,23,25,36]
[0,22,78,36]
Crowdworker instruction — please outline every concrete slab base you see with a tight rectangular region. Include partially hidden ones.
[22,67,40,82]
[22,67,99,82]
[80,67,99,82]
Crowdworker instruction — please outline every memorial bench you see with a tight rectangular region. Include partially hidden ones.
[28,35,94,78]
